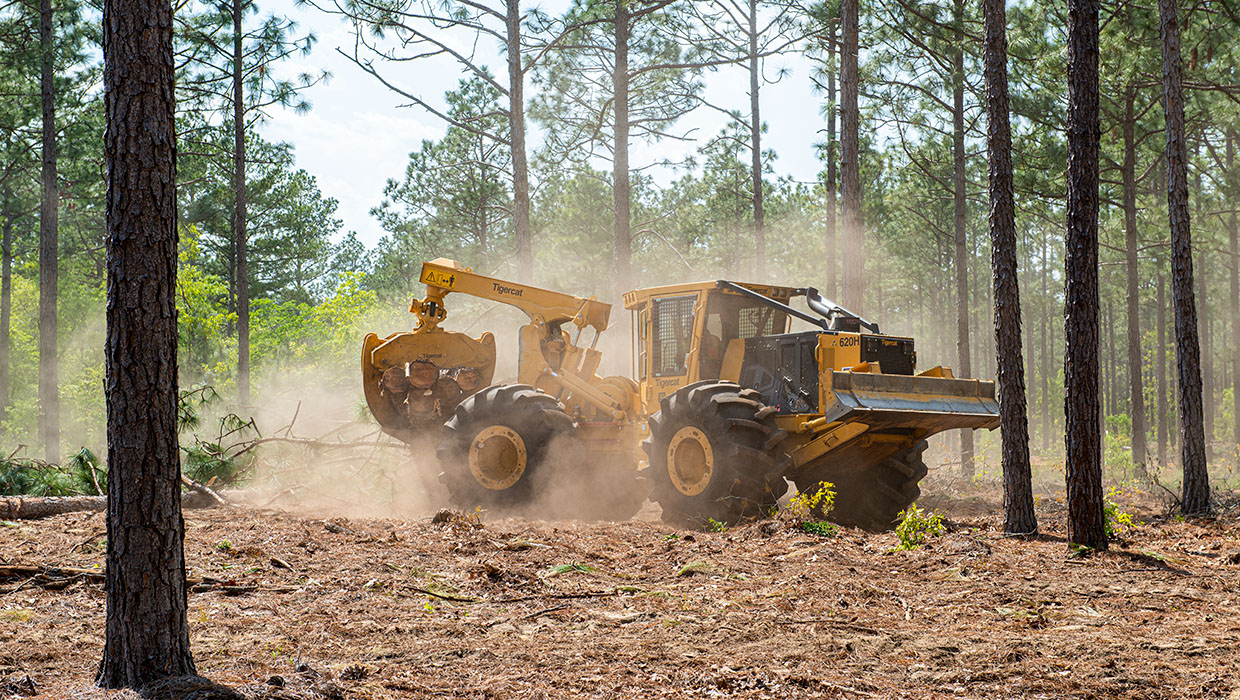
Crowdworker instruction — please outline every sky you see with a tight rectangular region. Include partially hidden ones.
[257,0,833,249]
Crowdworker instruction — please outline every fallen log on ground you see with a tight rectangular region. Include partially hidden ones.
[0,496,106,520]
[2,487,230,521]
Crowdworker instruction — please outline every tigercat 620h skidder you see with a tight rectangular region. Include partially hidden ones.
[363,258,1000,529]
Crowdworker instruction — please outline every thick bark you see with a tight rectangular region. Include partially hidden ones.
[839,0,862,312]
[749,0,765,279]
[97,0,196,682]
[1157,270,1168,465]
[507,0,533,282]
[232,0,250,408]
[1064,0,1106,550]
[38,0,59,464]
[1121,90,1148,475]
[951,12,973,476]
[825,22,837,300]
[983,0,1035,534]
[1229,133,1239,452]
[1157,0,1208,516]
[611,0,631,299]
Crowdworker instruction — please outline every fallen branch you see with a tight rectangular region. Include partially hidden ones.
[0,564,299,595]
[181,474,230,507]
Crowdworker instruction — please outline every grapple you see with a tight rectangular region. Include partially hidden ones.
[361,328,496,442]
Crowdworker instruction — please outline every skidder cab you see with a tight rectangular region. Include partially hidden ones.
[623,280,999,529]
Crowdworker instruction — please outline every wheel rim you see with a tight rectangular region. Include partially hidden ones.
[667,426,714,497]
[469,425,527,491]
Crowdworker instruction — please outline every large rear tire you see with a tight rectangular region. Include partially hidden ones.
[437,384,573,512]
[643,381,788,527]
[793,440,929,532]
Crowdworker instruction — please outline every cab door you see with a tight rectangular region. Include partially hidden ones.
[648,294,699,404]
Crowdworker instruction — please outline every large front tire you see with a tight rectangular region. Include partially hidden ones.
[793,440,929,531]
[437,384,573,512]
[643,381,788,527]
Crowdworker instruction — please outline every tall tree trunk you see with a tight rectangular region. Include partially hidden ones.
[825,21,837,300]
[1121,88,1148,476]
[1158,0,1209,515]
[611,1,631,299]
[1157,269,1168,465]
[507,0,533,282]
[951,2,973,476]
[97,0,196,682]
[983,0,1035,534]
[1198,245,1212,451]
[1111,297,1120,418]
[749,0,765,279]
[1197,158,1213,453]
[232,0,250,408]
[1041,234,1049,452]
[0,192,10,426]
[1064,0,1106,550]
[38,0,59,463]
[1228,132,1239,453]
[840,0,862,311]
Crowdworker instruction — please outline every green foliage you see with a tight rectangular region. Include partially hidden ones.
[1104,488,1139,538]
[65,448,105,494]
[784,481,836,520]
[893,505,946,551]
[706,518,728,533]
[1103,430,1134,475]
[799,520,838,538]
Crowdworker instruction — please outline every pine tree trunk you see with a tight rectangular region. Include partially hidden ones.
[1041,235,1049,452]
[951,6,973,476]
[1106,298,1117,418]
[97,0,196,683]
[232,0,250,408]
[840,0,863,312]
[0,193,10,426]
[1157,269,1167,465]
[38,0,59,464]
[1158,0,1209,515]
[611,0,631,300]
[983,0,1035,534]
[1198,246,1212,451]
[825,22,837,300]
[1121,89,1148,475]
[749,0,765,279]
[507,0,533,282]
[1228,132,1239,453]
[1064,0,1106,550]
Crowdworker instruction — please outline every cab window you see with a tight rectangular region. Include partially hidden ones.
[637,308,648,380]
[652,295,695,377]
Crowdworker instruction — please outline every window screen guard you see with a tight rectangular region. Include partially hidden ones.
[651,295,696,377]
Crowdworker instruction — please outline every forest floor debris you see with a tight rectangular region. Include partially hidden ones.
[1,484,1238,699]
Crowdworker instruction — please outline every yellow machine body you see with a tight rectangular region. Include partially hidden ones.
[365,260,1001,520]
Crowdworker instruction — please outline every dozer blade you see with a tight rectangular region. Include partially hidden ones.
[823,371,1000,434]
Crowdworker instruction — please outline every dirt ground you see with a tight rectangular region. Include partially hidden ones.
[2,481,1239,699]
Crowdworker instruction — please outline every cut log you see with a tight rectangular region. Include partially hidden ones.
[0,495,105,520]
[1,489,227,520]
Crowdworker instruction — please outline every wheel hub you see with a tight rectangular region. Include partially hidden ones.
[469,425,527,491]
[667,426,714,497]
